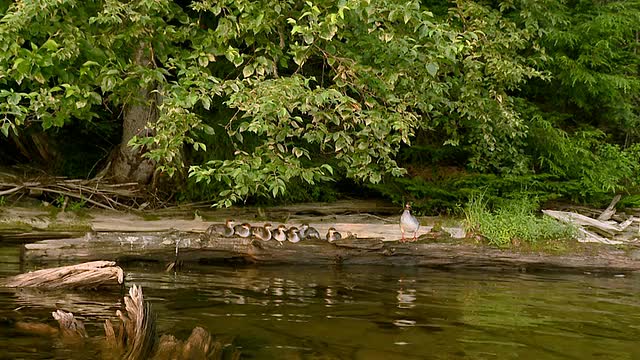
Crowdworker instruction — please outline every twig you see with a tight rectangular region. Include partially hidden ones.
[361,213,396,223]
[0,185,23,196]
[29,187,114,210]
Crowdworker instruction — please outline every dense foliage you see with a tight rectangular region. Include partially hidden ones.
[0,0,638,209]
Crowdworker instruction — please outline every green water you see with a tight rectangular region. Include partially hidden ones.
[1,245,639,359]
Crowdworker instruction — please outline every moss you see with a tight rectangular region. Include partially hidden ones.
[0,221,34,232]
[508,237,583,255]
[139,213,163,221]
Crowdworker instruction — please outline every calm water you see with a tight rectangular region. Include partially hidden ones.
[1,245,639,359]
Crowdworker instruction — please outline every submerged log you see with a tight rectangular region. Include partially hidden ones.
[105,285,239,360]
[20,231,640,273]
[52,309,89,339]
[12,284,237,360]
[104,284,157,360]
[2,260,124,289]
[14,310,89,341]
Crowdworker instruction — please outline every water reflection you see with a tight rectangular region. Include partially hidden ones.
[2,249,640,359]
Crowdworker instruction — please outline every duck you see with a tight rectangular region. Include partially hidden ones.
[273,224,288,245]
[206,219,235,237]
[299,223,321,240]
[400,203,420,242]
[233,223,252,238]
[326,227,342,243]
[251,223,272,241]
[286,226,301,243]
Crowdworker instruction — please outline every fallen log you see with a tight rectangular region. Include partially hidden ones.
[543,210,634,233]
[543,209,638,244]
[2,260,124,289]
[20,231,640,273]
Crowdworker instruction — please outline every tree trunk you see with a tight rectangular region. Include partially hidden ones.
[108,42,158,184]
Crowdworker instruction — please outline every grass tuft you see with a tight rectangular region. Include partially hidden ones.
[463,193,576,248]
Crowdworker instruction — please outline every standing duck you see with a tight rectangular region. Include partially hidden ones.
[233,223,252,238]
[400,203,420,242]
[206,219,235,237]
[299,223,321,240]
[273,224,288,245]
[286,227,301,243]
[326,227,342,243]
[252,223,273,241]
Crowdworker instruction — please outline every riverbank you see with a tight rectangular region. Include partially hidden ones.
[1,200,639,273]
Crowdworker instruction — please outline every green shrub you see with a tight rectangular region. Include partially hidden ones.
[463,193,576,248]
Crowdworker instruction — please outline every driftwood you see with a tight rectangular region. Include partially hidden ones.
[108,285,239,359]
[90,217,464,242]
[11,284,238,360]
[52,309,89,339]
[543,209,638,245]
[0,200,421,243]
[104,284,157,360]
[2,260,124,289]
[0,176,145,210]
[13,310,89,342]
[597,194,621,221]
[20,231,640,273]
[47,285,238,360]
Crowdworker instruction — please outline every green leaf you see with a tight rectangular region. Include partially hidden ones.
[202,96,211,110]
[42,39,59,51]
[426,63,439,77]
[1,122,10,137]
[242,65,254,78]
[321,164,334,175]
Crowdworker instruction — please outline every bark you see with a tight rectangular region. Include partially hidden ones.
[108,42,159,184]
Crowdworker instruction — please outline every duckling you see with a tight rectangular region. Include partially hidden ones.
[400,203,420,242]
[299,223,321,240]
[286,226,301,243]
[251,223,272,241]
[206,219,235,237]
[273,224,288,245]
[233,223,252,238]
[326,227,342,243]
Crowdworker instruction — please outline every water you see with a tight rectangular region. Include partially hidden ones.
[1,245,639,359]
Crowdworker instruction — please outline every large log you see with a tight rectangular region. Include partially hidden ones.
[2,260,124,289]
[20,231,640,273]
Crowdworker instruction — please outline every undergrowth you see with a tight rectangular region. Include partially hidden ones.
[463,193,576,248]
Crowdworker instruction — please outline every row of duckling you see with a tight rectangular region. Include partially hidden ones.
[206,220,343,244]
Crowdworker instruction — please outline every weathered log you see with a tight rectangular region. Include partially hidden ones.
[14,310,89,343]
[105,284,157,360]
[543,209,638,244]
[105,285,240,360]
[543,210,634,233]
[597,194,621,221]
[52,309,89,339]
[20,231,640,273]
[2,260,124,289]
